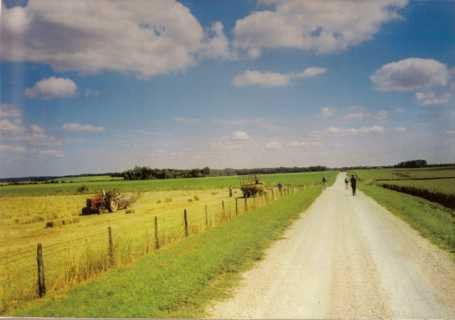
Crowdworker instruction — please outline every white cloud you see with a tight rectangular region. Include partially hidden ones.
[199,22,233,60]
[1,6,30,34]
[231,130,250,141]
[232,67,326,87]
[327,125,385,136]
[371,58,449,92]
[1,1,230,78]
[234,0,407,57]
[0,104,64,158]
[233,70,289,87]
[320,107,336,118]
[394,127,407,132]
[297,67,327,78]
[39,149,64,158]
[289,140,306,147]
[415,91,451,106]
[63,123,105,133]
[0,144,26,153]
[0,118,22,134]
[25,77,77,99]
[265,141,282,150]
[0,104,22,120]
[174,117,200,125]
[343,109,389,122]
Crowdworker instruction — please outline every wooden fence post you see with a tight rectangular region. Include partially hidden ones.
[205,204,209,228]
[235,198,239,216]
[108,226,114,266]
[244,197,248,211]
[184,209,189,237]
[36,243,46,298]
[222,200,225,217]
[229,187,233,198]
[154,216,160,250]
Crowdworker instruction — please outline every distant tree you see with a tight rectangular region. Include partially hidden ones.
[395,160,427,168]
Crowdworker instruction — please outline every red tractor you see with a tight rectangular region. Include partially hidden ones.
[81,190,131,215]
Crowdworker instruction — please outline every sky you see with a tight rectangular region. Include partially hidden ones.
[1,0,454,178]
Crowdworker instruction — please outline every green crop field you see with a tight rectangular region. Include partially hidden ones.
[379,178,455,195]
[0,171,335,197]
[349,167,455,257]
[52,175,124,183]
[0,171,336,314]
[353,166,455,184]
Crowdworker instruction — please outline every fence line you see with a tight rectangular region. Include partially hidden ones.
[0,185,298,313]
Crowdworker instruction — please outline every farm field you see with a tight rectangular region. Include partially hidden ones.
[13,187,323,317]
[353,166,455,183]
[379,178,455,195]
[352,166,455,210]
[350,167,455,255]
[0,171,336,314]
[52,175,124,183]
[0,171,334,197]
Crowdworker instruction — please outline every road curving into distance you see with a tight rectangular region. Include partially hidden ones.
[210,173,455,319]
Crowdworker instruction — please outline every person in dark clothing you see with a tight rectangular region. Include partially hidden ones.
[344,177,349,189]
[322,176,327,187]
[350,174,357,196]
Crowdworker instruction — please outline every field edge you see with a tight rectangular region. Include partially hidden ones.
[359,183,455,258]
[11,186,324,317]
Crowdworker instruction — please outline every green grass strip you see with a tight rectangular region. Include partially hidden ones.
[361,183,455,256]
[13,186,322,317]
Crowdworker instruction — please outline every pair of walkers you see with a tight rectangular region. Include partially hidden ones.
[344,175,357,196]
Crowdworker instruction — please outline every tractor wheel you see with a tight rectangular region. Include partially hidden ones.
[107,200,118,212]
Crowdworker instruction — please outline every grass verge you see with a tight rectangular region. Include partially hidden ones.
[12,186,322,317]
[360,183,455,256]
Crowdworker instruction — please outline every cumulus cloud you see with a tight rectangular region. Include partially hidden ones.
[234,0,407,57]
[233,70,289,87]
[1,1,230,78]
[298,67,327,78]
[343,109,389,122]
[320,107,336,118]
[327,125,385,136]
[25,77,77,99]
[394,127,407,133]
[371,58,449,92]
[265,141,282,150]
[232,67,326,87]
[371,58,453,106]
[415,91,451,106]
[199,22,233,60]
[231,130,250,141]
[63,123,105,133]
[0,104,64,158]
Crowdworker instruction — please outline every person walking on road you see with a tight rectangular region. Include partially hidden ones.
[322,176,327,188]
[344,177,349,189]
[350,174,357,196]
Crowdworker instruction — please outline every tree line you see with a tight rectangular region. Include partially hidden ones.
[121,165,328,180]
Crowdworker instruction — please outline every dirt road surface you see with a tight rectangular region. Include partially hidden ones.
[210,173,455,319]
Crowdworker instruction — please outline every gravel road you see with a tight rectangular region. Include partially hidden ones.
[210,173,455,319]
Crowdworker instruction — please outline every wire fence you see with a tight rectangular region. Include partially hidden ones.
[0,185,297,312]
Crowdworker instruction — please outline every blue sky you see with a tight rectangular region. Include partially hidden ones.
[1,0,454,177]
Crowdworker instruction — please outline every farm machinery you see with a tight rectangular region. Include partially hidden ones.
[81,190,134,215]
[240,175,265,198]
